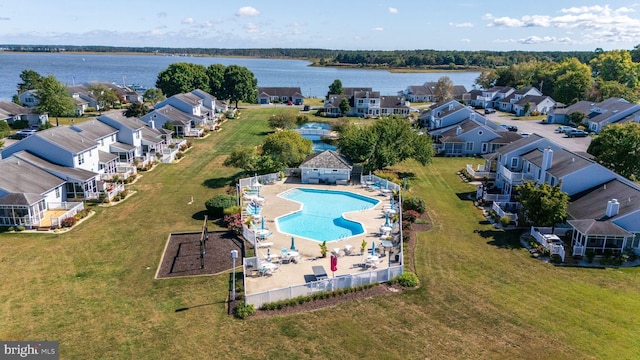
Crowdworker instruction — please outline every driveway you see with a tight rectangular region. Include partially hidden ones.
[483,111,592,153]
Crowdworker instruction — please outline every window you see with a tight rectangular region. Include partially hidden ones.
[78,152,85,165]
[100,139,104,146]
[481,143,488,153]
[465,142,473,151]
[55,187,60,198]
[135,131,140,139]
[510,158,518,168]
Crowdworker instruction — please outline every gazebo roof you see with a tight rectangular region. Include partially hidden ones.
[299,150,352,170]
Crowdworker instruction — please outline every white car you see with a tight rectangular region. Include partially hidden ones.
[555,126,575,134]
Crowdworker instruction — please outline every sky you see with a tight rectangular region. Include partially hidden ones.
[1,1,640,51]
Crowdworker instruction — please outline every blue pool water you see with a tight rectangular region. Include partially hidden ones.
[276,188,379,242]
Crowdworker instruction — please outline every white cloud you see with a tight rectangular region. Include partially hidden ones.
[461,38,471,43]
[482,13,494,20]
[181,18,195,25]
[201,21,213,28]
[485,5,640,45]
[236,6,261,17]
[388,7,398,14]
[371,27,384,31]
[449,22,473,27]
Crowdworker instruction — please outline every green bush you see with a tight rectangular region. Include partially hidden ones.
[499,216,511,227]
[205,194,237,218]
[392,272,419,287]
[61,217,77,228]
[8,226,15,232]
[223,206,242,216]
[234,303,255,319]
[585,249,595,263]
[16,226,26,232]
[550,254,563,264]
[403,196,426,214]
[10,119,29,129]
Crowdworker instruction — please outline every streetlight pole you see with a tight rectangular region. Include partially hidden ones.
[230,250,238,301]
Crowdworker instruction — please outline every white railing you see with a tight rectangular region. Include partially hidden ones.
[530,227,571,262]
[359,174,401,192]
[498,165,523,183]
[482,193,511,203]
[296,129,334,137]
[185,128,204,137]
[466,164,495,179]
[49,202,84,228]
[573,244,585,257]
[243,263,404,308]
[47,201,82,211]
[492,201,518,222]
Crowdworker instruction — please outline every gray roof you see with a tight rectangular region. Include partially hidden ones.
[71,119,118,140]
[325,95,349,108]
[0,155,66,195]
[520,147,593,178]
[588,98,639,125]
[515,95,552,106]
[35,126,98,154]
[0,192,45,206]
[257,87,303,98]
[140,126,164,144]
[299,150,352,170]
[110,142,136,152]
[174,93,203,107]
[490,131,523,144]
[13,151,98,182]
[380,96,409,109]
[568,179,640,221]
[567,219,632,236]
[342,88,372,97]
[552,100,593,116]
[0,100,31,118]
[353,90,380,98]
[495,133,545,155]
[151,105,193,125]
[98,111,145,131]
[98,150,118,163]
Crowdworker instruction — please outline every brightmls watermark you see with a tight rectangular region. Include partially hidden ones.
[1,341,58,359]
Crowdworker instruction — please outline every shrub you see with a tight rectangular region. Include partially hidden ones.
[392,272,419,287]
[61,217,77,228]
[550,254,562,264]
[180,144,188,152]
[585,249,595,263]
[403,210,419,223]
[206,194,237,218]
[403,196,426,214]
[223,213,243,235]
[234,303,255,319]
[8,226,15,232]
[16,225,26,232]
[10,119,29,129]
[223,206,241,216]
[499,216,511,227]
[175,152,184,160]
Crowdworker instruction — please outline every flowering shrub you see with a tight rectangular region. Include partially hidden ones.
[61,217,77,228]
[224,213,243,235]
[403,210,420,223]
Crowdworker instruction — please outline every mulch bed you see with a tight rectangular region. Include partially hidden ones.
[156,231,244,279]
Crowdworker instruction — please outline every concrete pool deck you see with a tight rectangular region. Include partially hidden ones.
[244,179,401,295]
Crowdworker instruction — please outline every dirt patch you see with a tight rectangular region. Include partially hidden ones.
[403,211,432,273]
[156,231,244,279]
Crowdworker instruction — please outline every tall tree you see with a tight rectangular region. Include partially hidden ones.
[87,84,119,111]
[327,79,343,98]
[551,58,592,105]
[516,181,569,231]
[222,65,257,108]
[587,122,640,180]
[35,75,76,126]
[156,62,210,97]
[142,88,165,106]
[124,102,148,118]
[223,146,259,174]
[206,64,226,99]
[268,112,297,129]
[434,76,454,102]
[338,98,351,115]
[590,50,639,89]
[475,68,498,89]
[338,116,433,171]
[17,70,43,94]
[261,130,313,168]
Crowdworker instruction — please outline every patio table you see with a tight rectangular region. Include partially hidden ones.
[312,265,328,280]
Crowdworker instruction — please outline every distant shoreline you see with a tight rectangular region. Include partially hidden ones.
[1,50,482,73]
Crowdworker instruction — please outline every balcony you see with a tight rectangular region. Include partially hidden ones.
[466,164,495,180]
[497,165,524,183]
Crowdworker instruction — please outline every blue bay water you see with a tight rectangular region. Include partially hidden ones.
[0,52,479,100]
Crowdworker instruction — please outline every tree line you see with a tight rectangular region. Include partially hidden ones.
[9,44,640,69]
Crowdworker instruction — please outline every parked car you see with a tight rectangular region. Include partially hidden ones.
[555,126,575,134]
[566,129,589,138]
[8,132,30,140]
[500,124,518,132]
[302,105,310,111]
[484,108,496,114]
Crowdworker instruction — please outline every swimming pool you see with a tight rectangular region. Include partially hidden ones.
[276,188,379,242]
[298,122,332,130]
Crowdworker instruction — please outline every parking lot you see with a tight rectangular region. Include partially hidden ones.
[483,111,592,153]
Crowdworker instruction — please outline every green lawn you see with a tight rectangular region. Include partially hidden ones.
[1,109,640,359]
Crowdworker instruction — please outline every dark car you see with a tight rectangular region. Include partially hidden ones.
[484,108,496,114]
[566,129,589,138]
[500,124,518,132]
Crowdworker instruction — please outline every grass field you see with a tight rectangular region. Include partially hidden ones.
[1,107,640,359]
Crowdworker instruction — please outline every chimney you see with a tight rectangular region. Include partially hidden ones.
[456,126,462,136]
[149,119,155,129]
[470,112,476,120]
[542,147,553,171]
[606,199,620,217]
